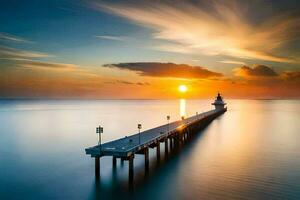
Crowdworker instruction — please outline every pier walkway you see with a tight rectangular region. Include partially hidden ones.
[85,107,227,181]
[87,109,218,157]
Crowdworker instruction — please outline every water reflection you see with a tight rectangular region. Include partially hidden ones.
[1,100,300,199]
[179,99,186,118]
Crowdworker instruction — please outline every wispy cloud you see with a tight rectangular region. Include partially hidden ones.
[0,45,97,76]
[219,60,246,65]
[109,80,151,86]
[0,32,31,43]
[0,46,49,59]
[94,1,300,63]
[95,35,127,41]
[20,60,77,70]
[15,59,98,77]
[152,43,192,54]
[103,62,222,79]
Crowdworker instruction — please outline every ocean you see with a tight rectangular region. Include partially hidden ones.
[0,99,299,199]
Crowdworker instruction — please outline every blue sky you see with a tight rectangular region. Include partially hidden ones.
[0,1,202,67]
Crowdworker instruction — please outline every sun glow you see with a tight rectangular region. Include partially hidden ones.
[178,85,188,93]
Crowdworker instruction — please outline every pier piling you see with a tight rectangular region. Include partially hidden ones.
[156,143,160,162]
[144,148,149,173]
[165,139,169,158]
[95,156,100,179]
[112,156,117,168]
[128,155,134,182]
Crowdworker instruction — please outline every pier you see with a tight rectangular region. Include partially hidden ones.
[85,93,227,181]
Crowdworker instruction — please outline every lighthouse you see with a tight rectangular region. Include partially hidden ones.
[212,92,226,110]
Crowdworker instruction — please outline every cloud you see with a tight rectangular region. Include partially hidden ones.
[95,35,126,41]
[0,32,30,43]
[0,44,97,77]
[152,43,192,54]
[17,60,98,77]
[234,65,278,78]
[93,1,300,63]
[113,80,150,85]
[0,46,49,59]
[281,71,300,81]
[136,82,150,86]
[103,62,222,79]
[219,60,246,65]
[20,60,77,70]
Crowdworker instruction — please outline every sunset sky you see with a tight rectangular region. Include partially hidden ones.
[1,0,299,99]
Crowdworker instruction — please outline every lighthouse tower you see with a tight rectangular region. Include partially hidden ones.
[212,92,226,110]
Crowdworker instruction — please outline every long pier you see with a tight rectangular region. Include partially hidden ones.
[85,107,227,181]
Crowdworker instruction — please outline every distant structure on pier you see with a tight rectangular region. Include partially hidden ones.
[212,92,226,110]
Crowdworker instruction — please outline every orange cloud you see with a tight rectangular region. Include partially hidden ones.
[234,65,278,78]
[281,71,300,81]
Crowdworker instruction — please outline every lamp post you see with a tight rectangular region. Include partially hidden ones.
[167,115,170,135]
[96,125,103,152]
[138,123,142,144]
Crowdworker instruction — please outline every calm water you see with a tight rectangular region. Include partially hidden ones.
[0,99,299,200]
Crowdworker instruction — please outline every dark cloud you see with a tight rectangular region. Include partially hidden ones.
[234,65,278,78]
[103,62,222,79]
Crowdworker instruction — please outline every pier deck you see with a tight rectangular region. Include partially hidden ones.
[85,107,227,181]
[86,109,217,157]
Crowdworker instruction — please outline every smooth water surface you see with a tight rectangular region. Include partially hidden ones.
[0,99,299,199]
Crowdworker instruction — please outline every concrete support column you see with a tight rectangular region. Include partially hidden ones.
[170,137,173,149]
[156,143,160,162]
[179,134,183,147]
[165,139,169,158]
[187,128,191,140]
[174,135,179,148]
[128,155,134,183]
[95,156,100,179]
[144,148,149,172]
[113,156,117,168]
[120,157,125,167]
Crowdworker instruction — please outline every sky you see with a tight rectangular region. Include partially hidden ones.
[0,0,299,99]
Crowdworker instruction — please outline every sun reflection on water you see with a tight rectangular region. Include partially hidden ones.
[179,99,186,118]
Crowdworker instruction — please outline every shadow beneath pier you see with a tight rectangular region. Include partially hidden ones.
[89,114,226,199]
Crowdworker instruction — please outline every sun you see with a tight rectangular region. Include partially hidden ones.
[178,85,188,93]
